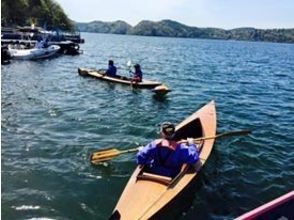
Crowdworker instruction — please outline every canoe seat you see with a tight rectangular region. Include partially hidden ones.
[137,172,172,185]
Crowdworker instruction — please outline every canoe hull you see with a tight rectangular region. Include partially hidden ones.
[78,68,162,89]
[110,101,217,220]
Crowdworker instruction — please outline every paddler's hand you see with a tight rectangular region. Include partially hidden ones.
[187,138,194,145]
[137,146,144,152]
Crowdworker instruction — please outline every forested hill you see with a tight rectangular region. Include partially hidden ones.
[1,0,74,30]
[76,19,294,43]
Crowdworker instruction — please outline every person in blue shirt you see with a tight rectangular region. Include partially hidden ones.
[136,122,199,178]
[105,60,117,77]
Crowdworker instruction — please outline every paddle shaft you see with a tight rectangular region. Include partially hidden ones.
[120,148,139,154]
[178,130,250,143]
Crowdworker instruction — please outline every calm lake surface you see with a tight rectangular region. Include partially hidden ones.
[2,33,294,220]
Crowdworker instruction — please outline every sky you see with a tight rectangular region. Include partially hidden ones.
[55,0,294,29]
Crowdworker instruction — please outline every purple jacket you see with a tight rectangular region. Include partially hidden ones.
[136,139,199,177]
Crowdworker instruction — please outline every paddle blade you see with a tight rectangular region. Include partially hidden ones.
[90,147,139,165]
[127,60,132,67]
[90,148,121,164]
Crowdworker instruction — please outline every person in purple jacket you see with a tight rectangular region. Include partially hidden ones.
[136,122,199,178]
[131,64,143,83]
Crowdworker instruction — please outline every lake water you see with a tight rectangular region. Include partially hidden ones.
[1,33,294,220]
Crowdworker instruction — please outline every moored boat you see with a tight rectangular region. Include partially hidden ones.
[9,45,60,60]
[1,26,85,44]
[55,41,81,55]
[109,100,217,220]
[78,68,162,89]
[236,191,294,220]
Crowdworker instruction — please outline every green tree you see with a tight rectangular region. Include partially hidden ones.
[1,0,74,31]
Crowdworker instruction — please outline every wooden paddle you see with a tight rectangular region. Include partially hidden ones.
[90,130,251,164]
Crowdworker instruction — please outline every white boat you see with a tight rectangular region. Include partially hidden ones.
[9,45,60,60]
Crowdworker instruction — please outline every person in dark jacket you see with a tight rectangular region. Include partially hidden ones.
[136,122,199,178]
[131,64,143,83]
[105,60,117,77]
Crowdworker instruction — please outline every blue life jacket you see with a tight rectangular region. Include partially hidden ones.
[150,141,181,177]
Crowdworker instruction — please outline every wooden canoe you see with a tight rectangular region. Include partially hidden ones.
[78,68,162,89]
[109,100,217,220]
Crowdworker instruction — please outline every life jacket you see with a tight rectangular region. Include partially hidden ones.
[155,139,177,150]
[154,139,178,168]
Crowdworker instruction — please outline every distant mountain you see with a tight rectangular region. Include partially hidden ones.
[229,28,294,43]
[128,20,230,39]
[75,19,294,43]
[75,20,132,34]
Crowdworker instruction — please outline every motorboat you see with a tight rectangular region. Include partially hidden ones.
[9,45,60,60]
